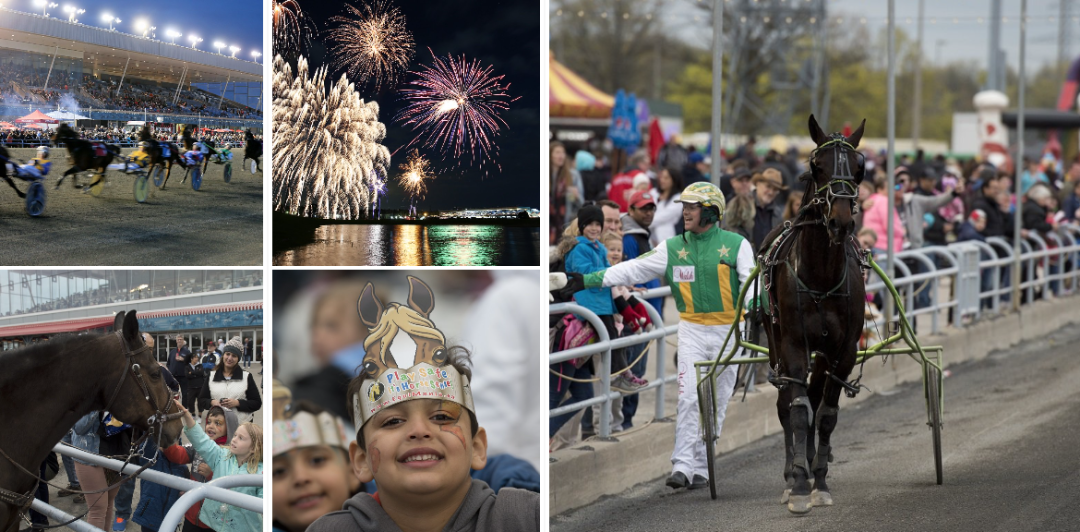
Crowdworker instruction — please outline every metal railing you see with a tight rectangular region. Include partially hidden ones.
[549,224,1080,439]
[0,106,262,129]
[2,139,245,149]
[30,443,262,532]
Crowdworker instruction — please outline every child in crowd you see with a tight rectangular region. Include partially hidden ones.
[177,401,263,532]
[155,406,239,532]
[271,381,361,532]
[307,277,539,532]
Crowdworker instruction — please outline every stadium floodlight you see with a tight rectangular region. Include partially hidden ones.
[35,0,58,17]
[188,35,203,49]
[229,45,240,57]
[250,50,261,62]
[101,13,119,30]
[62,5,83,23]
[166,29,182,44]
[135,19,155,38]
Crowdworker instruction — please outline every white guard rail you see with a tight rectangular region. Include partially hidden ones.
[31,443,262,532]
[549,224,1080,439]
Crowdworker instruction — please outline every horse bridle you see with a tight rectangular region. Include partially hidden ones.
[0,330,182,518]
[805,135,865,222]
[102,330,184,448]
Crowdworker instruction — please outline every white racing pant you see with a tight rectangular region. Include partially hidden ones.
[18,165,42,179]
[671,319,743,479]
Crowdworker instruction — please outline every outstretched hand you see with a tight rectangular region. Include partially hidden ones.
[175,399,195,429]
[556,272,585,301]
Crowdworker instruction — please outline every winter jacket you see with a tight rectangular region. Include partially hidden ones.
[197,370,262,424]
[956,221,986,243]
[132,441,191,532]
[751,193,784,252]
[622,213,663,313]
[307,479,538,532]
[649,193,683,246]
[71,411,102,466]
[970,190,1011,239]
[564,236,614,316]
[183,423,262,532]
[1021,199,1053,234]
[167,407,239,529]
[862,192,906,252]
[902,190,958,249]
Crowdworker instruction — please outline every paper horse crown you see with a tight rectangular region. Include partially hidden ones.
[271,380,351,455]
[350,276,474,430]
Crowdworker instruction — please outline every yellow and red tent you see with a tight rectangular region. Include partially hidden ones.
[550,53,614,119]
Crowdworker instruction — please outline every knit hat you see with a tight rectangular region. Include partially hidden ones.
[577,204,603,231]
[223,336,243,357]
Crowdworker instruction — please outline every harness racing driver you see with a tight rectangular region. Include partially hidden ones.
[560,181,758,490]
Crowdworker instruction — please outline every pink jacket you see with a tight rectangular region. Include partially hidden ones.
[862,192,905,252]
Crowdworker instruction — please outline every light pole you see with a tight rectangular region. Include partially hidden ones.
[213,41,225,55]
[34,0,58,17]
[250,51,261,63]
[166,29,182,44]
[135,19,155,38]
[229,45,240,58]
[62,5,83,22]
[188,35,203,50]
[101,13,119,31]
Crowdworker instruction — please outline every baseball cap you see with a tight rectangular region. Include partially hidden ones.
[629,190,657,209]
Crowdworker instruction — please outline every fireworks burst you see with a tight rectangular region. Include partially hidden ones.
[329,0,414,91]
[272,0,316,58]
[272,54,390,220]
[395,48,517,172]
[396,149,435,216]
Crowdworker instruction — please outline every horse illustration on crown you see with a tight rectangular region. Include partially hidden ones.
[357,276,449,379]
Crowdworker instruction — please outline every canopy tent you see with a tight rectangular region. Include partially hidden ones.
[550,54,614,119]
[0,122,15,130]
[15,110,59,125]
[47,110,90,121]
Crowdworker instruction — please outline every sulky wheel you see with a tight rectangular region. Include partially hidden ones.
[698,378,718,500]
[249,159,258,174]
[926,364,943,485]
[191,166,202,191]
[152,166,165,187]
[25,181,45,217]
[133,174,149,203]
[224,162,232,183]
[89,175,105,197]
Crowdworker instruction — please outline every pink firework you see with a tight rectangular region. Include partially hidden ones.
[395,49,517,171]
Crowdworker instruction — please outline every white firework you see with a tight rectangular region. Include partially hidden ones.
[273,54,390,219]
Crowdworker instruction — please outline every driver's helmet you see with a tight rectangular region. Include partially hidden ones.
[677,181,726,220]
[36,146,49,159]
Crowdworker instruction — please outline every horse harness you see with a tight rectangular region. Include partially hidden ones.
[0,330,182,525]
[757,137,871,397]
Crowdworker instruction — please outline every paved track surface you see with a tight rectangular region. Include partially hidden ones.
[552,323,1080,532]
[0,148,262,265]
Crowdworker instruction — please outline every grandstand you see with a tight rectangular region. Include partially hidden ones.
[0,6,262,130]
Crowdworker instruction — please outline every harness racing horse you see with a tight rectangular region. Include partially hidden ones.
[759,115,867,515]
[242,129,262,173]
[51,123,119,191]
[356,276,450,378]
[136,125,187,190]
[0,145,26,200]
[0,310,184,532]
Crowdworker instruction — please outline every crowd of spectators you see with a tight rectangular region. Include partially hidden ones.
[1,65,260,119]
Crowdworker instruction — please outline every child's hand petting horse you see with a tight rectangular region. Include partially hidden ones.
[175,399,196,428]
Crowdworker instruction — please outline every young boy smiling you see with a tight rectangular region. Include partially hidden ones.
[307,277,539,532]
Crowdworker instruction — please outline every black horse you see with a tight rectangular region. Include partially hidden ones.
[759,115,867,515]
[0,146,27,199]
[0,310,184,532]
[243,129,262,173]
[136,125,187,190]
[51,123,119,190]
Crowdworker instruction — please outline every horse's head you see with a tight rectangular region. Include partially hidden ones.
[357,276,448,379]
[51,123,72,146]
[806,114,866,244]
[106,310,184,445]
[137,125,151,141]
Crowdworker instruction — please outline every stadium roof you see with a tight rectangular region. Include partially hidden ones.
[0,7,261,85]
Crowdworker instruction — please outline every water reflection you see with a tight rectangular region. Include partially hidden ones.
[273,224,539,266]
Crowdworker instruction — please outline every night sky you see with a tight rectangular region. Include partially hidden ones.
[5,0,263,60]
[281,0,540,211]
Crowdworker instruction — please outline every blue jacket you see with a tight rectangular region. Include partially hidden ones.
[132,441,190,532]
[956,221,986,243]
[71,412,101,466]
[565,236,614,316]
[470,454,540,494]
[184,424,263,532]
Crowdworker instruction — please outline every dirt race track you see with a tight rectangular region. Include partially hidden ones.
[0,147,262,265]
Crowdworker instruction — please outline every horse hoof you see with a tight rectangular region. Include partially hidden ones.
[780,489,790,504]
[811,489,833,507]
[787,494,813,515]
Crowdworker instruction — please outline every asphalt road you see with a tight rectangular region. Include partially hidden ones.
[0,148,262,265]
[552,323,1080,532]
